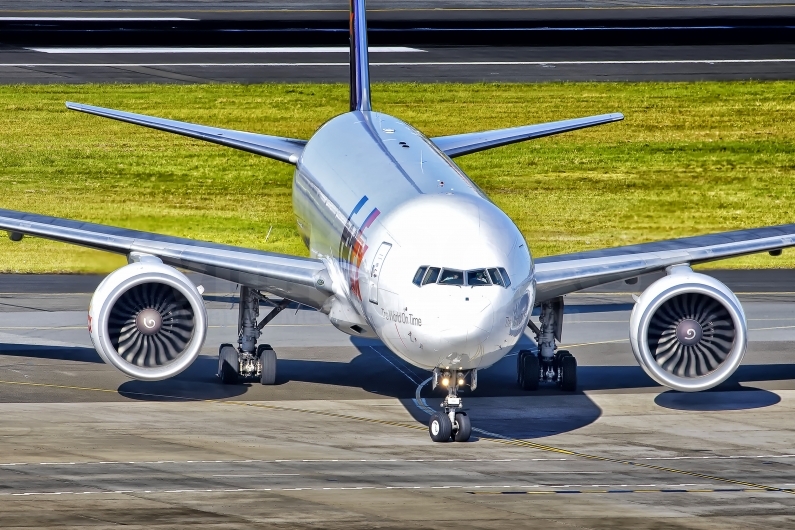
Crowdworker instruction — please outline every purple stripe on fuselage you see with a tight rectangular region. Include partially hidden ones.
[362,208,380,229]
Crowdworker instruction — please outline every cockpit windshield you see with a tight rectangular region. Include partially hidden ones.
[487,268,504,287]
[467,269,490,286]
[423,267,441,285]
[439,269,464,285]
[413,266,510,288]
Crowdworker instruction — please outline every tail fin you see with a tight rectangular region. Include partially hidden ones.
[349,0,371,112]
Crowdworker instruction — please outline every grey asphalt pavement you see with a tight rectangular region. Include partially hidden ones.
[2,1,794,83]
[3,44,795,84]
[0,272,794,527]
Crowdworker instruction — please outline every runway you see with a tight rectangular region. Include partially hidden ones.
[3,44,795,83]
[1,271,795,527]
[2,1,795,83]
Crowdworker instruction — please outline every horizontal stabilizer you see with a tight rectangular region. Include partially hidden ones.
[431,113,624,158]
[66,102,307,164]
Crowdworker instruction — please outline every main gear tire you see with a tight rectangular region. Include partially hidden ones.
[218,344,239,385]
[453,412,471,442]
[520,353,540,391]
[560,355,578,392]
[429,412,452,442]
[257,344,277,385]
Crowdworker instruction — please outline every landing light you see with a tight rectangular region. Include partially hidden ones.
[441,377,450,387]
[457,377,465,386]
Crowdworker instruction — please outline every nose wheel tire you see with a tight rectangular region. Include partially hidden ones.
[559,354,577,392]
[218,344,239,385]
[453,412,471,442]
[519,351,540,391]
[429,412,452,442]
[257,344,277,385]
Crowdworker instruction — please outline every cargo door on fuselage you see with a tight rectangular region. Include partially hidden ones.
[368,242,392,304]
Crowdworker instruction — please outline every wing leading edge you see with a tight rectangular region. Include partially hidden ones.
[0,209,332,309]
[431,113,624,158]
[534,224,795,302]
[66,102,307,164]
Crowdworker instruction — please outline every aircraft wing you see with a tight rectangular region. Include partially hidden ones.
[66,102,307,164]
[534,224,795,303]
[0,209,332,309]
[430,113,624,158]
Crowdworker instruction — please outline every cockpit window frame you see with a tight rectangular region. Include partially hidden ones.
[412,265,511,288]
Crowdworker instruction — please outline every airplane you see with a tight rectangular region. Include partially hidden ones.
[1,0,793,443]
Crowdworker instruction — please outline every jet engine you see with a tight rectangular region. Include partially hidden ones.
[629,266,747,392]
[88,259,208,381]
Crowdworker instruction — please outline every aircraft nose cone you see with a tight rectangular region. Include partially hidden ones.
[435,293,493,358]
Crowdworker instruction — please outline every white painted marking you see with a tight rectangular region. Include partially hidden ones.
[371,346,422,386]
[212,474,299,477]
[1,454,792,468]
[1,59,793,68]
[563,338,629,348]
[0,17,195,21]
[415,377,435,415]
[0,482,760,498]
[28,47,424,54]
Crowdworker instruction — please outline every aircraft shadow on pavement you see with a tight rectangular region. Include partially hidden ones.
[531,303,634,316]
[0,343,103,364]
[559,303,635,314]
[0,340,785,435]
[654,388,780,411]
[115,343,794,437]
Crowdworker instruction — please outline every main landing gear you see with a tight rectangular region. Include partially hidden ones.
[218,286,290,385]
[520,297,577,392]
[428,369,474,443]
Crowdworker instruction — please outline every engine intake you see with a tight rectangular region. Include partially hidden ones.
[89,261,208,381]
[629,267,747,392]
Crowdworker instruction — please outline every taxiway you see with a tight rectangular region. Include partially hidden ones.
[0,272,794,527]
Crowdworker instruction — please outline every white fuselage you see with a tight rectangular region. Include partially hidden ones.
[293,111,535,372]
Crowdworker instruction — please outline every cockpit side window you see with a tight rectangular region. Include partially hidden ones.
[467,269,491,286]
[487,268,504,287]
[423,267,441,285]
[497,267,511,287]
[412,266,428,286]
[438,268,464,285]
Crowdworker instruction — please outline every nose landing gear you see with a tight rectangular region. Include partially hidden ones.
[428,369,474,442]
[521,297,578,392]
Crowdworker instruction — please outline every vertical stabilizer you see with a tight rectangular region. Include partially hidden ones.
[350,0,371,112]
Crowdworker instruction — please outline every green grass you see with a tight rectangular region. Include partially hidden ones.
[0,81,794,273]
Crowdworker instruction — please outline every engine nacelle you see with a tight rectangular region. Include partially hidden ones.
[88,260,208,381]
[629,266,747,392]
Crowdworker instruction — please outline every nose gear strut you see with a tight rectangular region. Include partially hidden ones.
[521,297,577,392]
[428,368,473,442]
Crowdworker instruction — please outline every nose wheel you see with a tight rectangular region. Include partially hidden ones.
[427,369,473,442]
